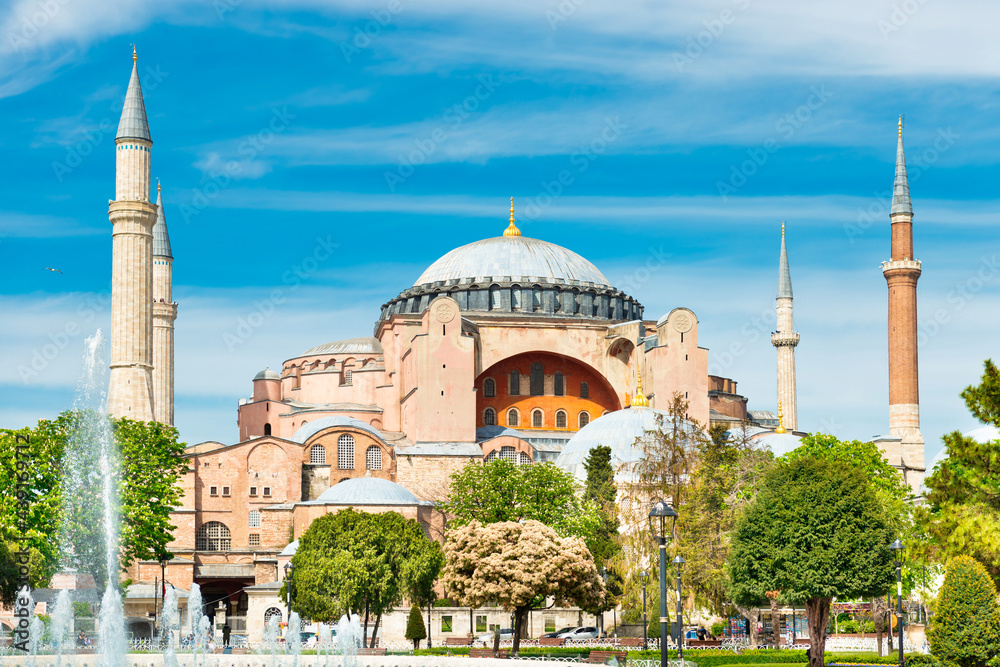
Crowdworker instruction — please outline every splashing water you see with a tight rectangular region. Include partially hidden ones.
[162,587,179,667]
[51,588,73,667]
[28,615,43,667]
[335,615,363,667]
[188,584,204,667]
[263,615,282,667]
[317,624,334,667]
[13,587,35,653]
[288,613,301,667]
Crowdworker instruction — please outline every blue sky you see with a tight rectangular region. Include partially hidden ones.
[1,0,997,463]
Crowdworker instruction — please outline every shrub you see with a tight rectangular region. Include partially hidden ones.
[404,605,426,649]
[711,621,726,637]
[928,555,1000,667]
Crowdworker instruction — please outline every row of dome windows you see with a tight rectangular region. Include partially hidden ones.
[307,435,383,470]
[482,368,589,398]
[484,407,592,430]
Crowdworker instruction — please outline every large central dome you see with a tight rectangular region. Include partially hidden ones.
[413,235,611,288]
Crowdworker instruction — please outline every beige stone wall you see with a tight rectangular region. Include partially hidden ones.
[152,299,176,425]
[115,140,152,202]
[394,454,475,502]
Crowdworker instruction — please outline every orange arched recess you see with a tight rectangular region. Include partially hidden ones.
[476,352,621,432]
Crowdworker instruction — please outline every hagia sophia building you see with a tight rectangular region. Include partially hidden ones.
[104,52,927,640]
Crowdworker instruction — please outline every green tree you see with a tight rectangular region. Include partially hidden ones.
[728,456,894,667]
[0,411,186,589]
[285,509,443,647]
[583,445,621,617]
[405,604,427,649]
[928,555,1000,667]
[918,360,1000,586]
[442,520,604,655]
[440,458,600,551]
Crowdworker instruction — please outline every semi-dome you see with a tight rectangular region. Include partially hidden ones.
[414,235,611,288]
[310,475,432,506]
[291,416,385,444]
[556,407,699,483]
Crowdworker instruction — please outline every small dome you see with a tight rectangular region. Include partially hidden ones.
[313,475,432,506]
[414,236,611,288]
[302,336,382,357]
[925,424,999,476]
[254,367,280,381]
[752,431,803,457]
[555,407,699,483]
[291,416,385,444]
[279,540,298,557]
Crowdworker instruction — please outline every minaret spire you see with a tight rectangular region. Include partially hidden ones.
[108,49,156,421]
[881,117,924,494]
[152,181,178,425]
[771,222,800,431]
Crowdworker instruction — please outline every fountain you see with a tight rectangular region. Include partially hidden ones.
[162,588,179,667]
[51,588,73,667]
[288,614,301,667]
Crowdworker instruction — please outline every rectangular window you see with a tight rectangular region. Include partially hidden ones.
[222,486,230,497]
[530,362,544,396]
[441,616,453,633]
[263,487,271,497]
[209,486,218,496]
[249,534,260,547]
[544,617,556,633]
[249,487,257,496]
[476,615,488,633]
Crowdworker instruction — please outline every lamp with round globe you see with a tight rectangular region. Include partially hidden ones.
[889,539,905,667]
[648,500,678,667]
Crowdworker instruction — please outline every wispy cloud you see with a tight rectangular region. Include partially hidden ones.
[0,212,100,238]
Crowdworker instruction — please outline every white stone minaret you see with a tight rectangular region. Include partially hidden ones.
[152,181,177,425]
[771,222,799,431]
[108,49,156,422]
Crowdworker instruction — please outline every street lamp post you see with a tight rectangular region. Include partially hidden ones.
[641,571,649,651]
[648,500,678,667]
[890,539,905,667]
[284,562,294,612]
[672,556,685,662]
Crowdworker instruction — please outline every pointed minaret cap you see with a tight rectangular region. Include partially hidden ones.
[775,400,786,434]
[153,180,172,258]
[503,197,521,237]
[631,369,650,408]
[116,47,151,142]
[890,116,912,217]
[777,221,792,299]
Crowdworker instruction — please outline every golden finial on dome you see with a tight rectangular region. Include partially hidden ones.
[781,220,785,237]
[632,369,650,408]
[775,400,786,434]
[503,196,521,237]
[898,115,903,138]
[132,45,137,63]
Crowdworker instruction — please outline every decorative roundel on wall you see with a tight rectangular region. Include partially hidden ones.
[433,299,457,323]
[672,311,693,333]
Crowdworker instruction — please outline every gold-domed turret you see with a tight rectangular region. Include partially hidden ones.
[632,369,650,408]
[503,197,521,237]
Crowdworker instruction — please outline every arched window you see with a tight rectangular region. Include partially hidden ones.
[483,408,496,426]
[580,382,589,399]
[530,362,544,396]
[506,409,519,427]
[195,522,231,551]
[366,445,382,471]
[484,378,496,397]
[512,286,522,310]
[485,451,497,463]
[490,285,501,310]
[519,452,532,465]
[532,409,543,428]
[309,444,326,465]
[264,608,282,626]
[343,369,353,385]
[578,411,591,428]
[555,410,568,429]
[337,434,355,469]
[509,370,520,396]
[248,510,261,528]
[263,423,272,436]
[532,287,542,312]
[554,372,564,396]
[500,446,518,463]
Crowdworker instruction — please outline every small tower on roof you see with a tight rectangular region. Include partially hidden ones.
[108,47,156,422]
[152,180,178,425]
[771,222,800,431]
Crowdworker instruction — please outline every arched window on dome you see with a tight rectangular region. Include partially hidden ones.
[530,362,544,396]
[578,411,591,428]
[483,408,496,426]
[532,287,542,312]
[490,285,501,310]
[506,409,519,428]
[248,510,261,528]
[196,521,231,551]
[309,444,326,465]
[556,410,568,429]
[484,378,496,397]
[263,423,272,436]
[532,409,543,428]
[500,446,518,463]
[366,445,382,471]
[509,370,520,396]
[554,372,565,396]
[337,434,355,470]
[511,285,522,310]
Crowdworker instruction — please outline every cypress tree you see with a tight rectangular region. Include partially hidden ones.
[405,604,427,650]
[928,556,1000,667]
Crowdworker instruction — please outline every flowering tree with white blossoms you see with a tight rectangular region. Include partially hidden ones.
[441,519,605,655]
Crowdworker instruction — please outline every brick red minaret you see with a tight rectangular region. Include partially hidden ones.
[880,117,924,494]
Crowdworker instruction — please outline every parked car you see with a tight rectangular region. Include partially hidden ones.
[475,628,515,644]
[542,627,577,639]
[558,626,599,641]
